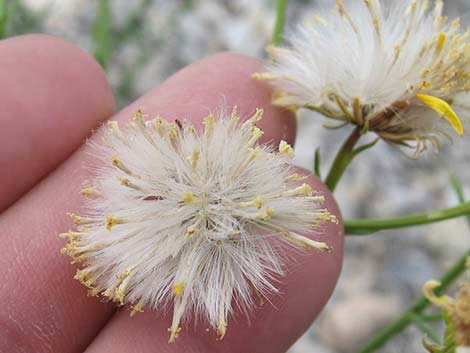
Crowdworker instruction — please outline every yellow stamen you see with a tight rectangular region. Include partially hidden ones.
[185,217,204,238]
[308,195,325,204]
[279,140,294,158]
[182,191,195,204]
[420,81,432,90]
[335,0,358,32]
[203,113,215,133]
[80,187,97,197]
[217,320,228,339]
[67,213,94,225]
[105,215,125,231]
[253,196,264,209]
[234,148,263,176]
[248,147,263,158]
[300,183,313,196]
[261,207,274,220]
[249,126,264,145]
[246,108,264,126]
[107,121,128,144]
[416,94,464,135]
[167,123,178,141]
[310,15,327,26]
[315,209,339,225]
[287,173,307,181]
[74,268,92,282]
[283,231,331,252]
[252,72,278,80]
[59,229,82,240]
[118,177,144,192]
[154,117,165,137]
[364,0,381,38]
[282,183,313,197]
[234,196,265,209]
[436,32,447,53]
[132,110,157,146]
[185,226,197,238]
[173,282,184,296]
[87,287,100,297]
[115,276,131,305]
[134,109,144,120]
[111,155,133,175]
[230,106,238,120]
[130,301,145,317]
[168,326,182,343]
[190,147,201,170]
[228,106,240,131]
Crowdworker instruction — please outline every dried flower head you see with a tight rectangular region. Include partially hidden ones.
[255,0,470,156]
[60,108,337,342]
[423,270,470,351]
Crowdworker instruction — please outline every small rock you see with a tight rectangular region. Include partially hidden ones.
[316,293,402,353]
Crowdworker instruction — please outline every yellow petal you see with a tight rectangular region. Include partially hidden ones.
[417,93,464,135]
[422,280,452,308]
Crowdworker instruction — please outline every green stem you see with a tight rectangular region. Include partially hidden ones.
[345,201,470,235]
[272,0,287,46]
[354,254,467,353]
[451,175,465,204]
[324,127,362,192]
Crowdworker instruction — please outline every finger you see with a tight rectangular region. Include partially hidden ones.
[0,52,296,353]
[84,171,343,353]
[0,34,114,212]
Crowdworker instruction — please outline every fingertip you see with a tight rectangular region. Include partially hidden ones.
[2,34,115,113]
[0,34,114,210]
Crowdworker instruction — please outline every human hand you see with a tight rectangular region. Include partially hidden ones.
[0,34,343,353]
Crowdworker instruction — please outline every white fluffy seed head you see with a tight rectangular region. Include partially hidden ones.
[257,0,470,157]
[61,108,336,342]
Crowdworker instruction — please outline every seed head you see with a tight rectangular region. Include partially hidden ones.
[61,108,336,342]
[256,0,470,157]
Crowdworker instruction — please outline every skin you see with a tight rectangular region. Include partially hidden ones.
[0,34,344,353]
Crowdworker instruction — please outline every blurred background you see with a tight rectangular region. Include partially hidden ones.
[4,0,470,352]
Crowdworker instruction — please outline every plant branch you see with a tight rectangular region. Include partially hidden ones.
[324,127,362,192]
[345,201,470,235]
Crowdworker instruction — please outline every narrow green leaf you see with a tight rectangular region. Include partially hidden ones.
[322,121,350,129]
[450,175,470,227]
[93,0,112,70]
[352,138,379,158]
[314,148,321,178]
[0,0,8,39]
[272,0,288,46]
[409,312,441,343]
